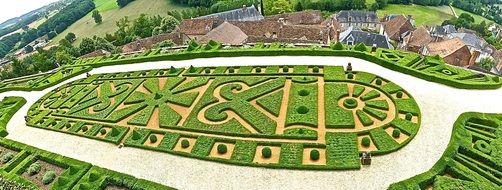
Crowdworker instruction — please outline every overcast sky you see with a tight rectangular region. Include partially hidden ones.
[0,0,60,24]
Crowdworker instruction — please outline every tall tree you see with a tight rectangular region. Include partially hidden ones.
[92,10,103,24]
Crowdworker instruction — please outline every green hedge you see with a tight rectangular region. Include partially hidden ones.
[0,97,26,137]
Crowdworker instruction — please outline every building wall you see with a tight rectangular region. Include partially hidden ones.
[443,46,472,67]
[340,22,381,32]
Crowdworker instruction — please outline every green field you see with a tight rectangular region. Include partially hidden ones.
[377,4,455,26]
[452,7,496,24]
[49,0,188,46]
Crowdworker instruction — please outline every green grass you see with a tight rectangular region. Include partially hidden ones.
[452,7,496,24]
[49,0,188,46]
[377,4,455,26]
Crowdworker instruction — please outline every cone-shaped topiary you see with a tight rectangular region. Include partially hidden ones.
[362,137,371,147]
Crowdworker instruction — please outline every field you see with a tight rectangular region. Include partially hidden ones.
[26,64,421,170]
[377,4,455,26]
[49,0,188,46]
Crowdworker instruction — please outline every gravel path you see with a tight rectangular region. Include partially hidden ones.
[2,56,502,190]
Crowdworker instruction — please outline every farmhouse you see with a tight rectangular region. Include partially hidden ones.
[336,11,382,33]
[383,15,414,41]
[401,26,433,53]
[339,27,392,49]
[423,38,476,67]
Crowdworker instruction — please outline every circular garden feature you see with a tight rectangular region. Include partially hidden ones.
[343,98,358,109]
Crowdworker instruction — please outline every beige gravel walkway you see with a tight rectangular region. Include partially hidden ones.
[2,56,502,190]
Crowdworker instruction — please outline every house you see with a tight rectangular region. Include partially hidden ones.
[447,32,495,62]
[339,27,393,49]
[429,25,456,40]
[178,18,219,41]
[265,11,324,25]
[231,20,333,44]
[492,50,502,75]
[198,22,248,45]
[121,32,185,53]
[198,5,264,22]
[336,11,382,33]
[383,15,414,42]
[422,38,476,67]
[401,26,433,53]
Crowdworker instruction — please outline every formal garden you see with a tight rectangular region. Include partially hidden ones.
[0,41,500,189]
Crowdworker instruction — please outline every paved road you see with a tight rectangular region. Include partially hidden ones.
[2,56,501,190]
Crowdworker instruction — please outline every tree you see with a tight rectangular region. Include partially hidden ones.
[376,0,388,8]
[24,45,34,53]
[65,32,76,42]
[92,10,103,24]
[369,3,379,11]
[47,31,57,39]
[79,37,95,55]
[55,51,73,65]
[265,0,293,15]
[151,16,179,36]
[117,0,133,8]
[477,57,496,71]
[294,1,304,11]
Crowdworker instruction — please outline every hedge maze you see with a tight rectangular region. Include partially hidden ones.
[390,112,502,190]
[27,65,422,170]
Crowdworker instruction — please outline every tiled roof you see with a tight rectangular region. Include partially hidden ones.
[494,50,502,71]
[198,5,264,21]
[425,37,467,57]
[198,22,248,45]
[179,18,218,36]
[80,50,110,59]
[265,11,323,25]
[408,26,433,47]
[336,11,379,23]
[339,27,392,49]
[430,25,456,36]
[231,21,330,43]
[383,15,412,39]
[121,33,184,53]
[449,32,488,52]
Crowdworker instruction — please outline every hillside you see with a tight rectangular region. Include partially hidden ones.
[377,4,455,26]
[49,0,187,46]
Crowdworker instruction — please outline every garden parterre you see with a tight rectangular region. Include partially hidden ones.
[27,64,421,170]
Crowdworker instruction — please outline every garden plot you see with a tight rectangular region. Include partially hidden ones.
[26,65,421,170]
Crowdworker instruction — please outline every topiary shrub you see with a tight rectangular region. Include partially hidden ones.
[343,98,358,109]
[310,149,320,161]
[204,68,211,74]
[396,91,404,98]
[375,78,382,85]
[181,139,190,148]
[99,128,107,135]
[217,144,227,154]
[296,106,309,114]
[392,129,401,138]
[312,66,320,73]
[493,76,500,82]
[282,66,289,72]
[51,121,57,126]
[1,152,14,163]
[81,126,88,132]
[347,73,354,79]
[188,66,196,73]
[474,140,492,154]
[262,147,272,158]
[255,67,262,73]
[331,42,345,50]
[361,137,371,147]
[405,113,413,121]
[298,89,310,96]
[42,171,56,184]
[27,162,41,176]
[149,134,157,143]
[354,43,367,52]
[65,123,71,128]
[169,66,177,74]
[131,131,141,140]
[228,67,235,73]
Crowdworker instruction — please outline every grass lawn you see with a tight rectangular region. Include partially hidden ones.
[452,7,496,24]
[377,4,454,26]
[49,0,188,46]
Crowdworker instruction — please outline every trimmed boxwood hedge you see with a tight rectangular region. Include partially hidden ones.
[0,97,26,137]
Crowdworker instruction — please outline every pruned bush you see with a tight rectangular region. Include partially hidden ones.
[228,67,235,73]
[99,128,107,135]
[169,66,177,74]
[392,129,401,138]
[312,66,320,73]
[343,98,358,109]
[204,68,211,74]
[27,162,41,176]
[81,126,88,132]
[362,137,371,147]
[375,78,382,85]
[310,149,320,161]
[297,106,309,114]
[217,144,227,154]
[181,139,190,148]
[405,113,413,121]
[188,65,196,73]
[65,123,71,128]
[396,91,404,98]
[1,152,15,163]
[255,67,262,73]
[282,66,289,72]
[298,89,309,96]
[149,134,157,143]
[262,147,272,158]
[347,73,354,79]
[42,171,56,184]
[331,42,344,50]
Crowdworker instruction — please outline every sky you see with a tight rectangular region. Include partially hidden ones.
[0,0,60,24]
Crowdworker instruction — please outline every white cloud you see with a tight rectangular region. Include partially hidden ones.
[0,0,60,24]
